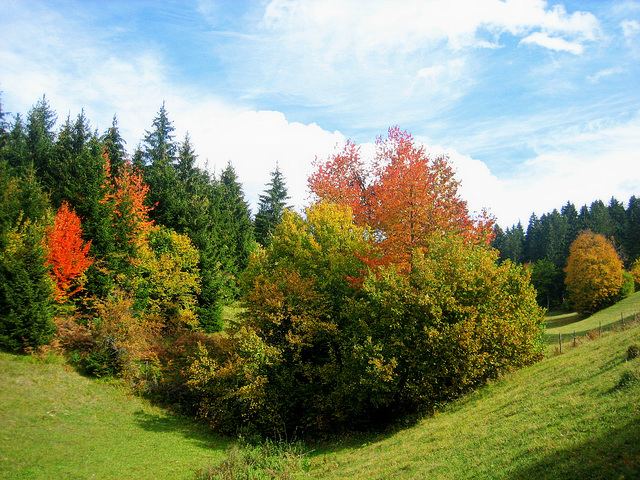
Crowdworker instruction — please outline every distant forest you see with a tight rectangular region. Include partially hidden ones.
[492,197,640,309]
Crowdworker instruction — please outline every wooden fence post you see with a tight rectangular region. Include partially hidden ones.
[559,332,562,353]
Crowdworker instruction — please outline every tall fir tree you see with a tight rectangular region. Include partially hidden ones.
[101,115,127,178]
[26,95,57,177]
[254,164,291,247]
[214,162,255,297]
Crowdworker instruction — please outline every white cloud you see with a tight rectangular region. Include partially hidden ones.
[520,32,584,54]
[621,19,640,37]
[587,66,625,83]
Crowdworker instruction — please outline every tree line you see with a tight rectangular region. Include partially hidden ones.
[492,197,640,309]
[1,95,545,438]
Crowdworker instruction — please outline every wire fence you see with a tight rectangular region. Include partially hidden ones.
[544,310,640,350]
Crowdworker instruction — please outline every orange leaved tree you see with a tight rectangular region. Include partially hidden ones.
[309,127,495,269]
[565,230,624,315]
[46,201,93,302]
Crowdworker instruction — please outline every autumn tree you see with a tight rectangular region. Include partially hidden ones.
[46,202,93,303]
[186,203,542,437]
[309,127,494,269]
[565,231,623,315]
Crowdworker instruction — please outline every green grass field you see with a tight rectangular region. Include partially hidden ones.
[546,291,640,336]
[0,353,228,480]
[302,321,640,479]
[3,301,640,479]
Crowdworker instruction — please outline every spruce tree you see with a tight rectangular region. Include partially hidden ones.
[254,164,291,247]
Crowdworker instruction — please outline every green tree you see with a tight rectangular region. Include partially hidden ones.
[254,164,291,247]
[101,115,127,178]
[25,95,57,176]
[565,231,623,315]
[214,162,255,297]
[626,196,640,263]
[0,217,56,352]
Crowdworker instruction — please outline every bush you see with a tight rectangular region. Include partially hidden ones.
[186,204,546,438]
[619,271,635,300]
[627,344,640,361]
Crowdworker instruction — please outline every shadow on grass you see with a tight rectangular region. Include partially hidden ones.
[133,410,231,452]
[508,412,640,480]
[545,311,585,330]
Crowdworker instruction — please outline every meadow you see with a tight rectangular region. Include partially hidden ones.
[2,300,640,479]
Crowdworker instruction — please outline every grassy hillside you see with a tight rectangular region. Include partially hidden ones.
[302,321,640,479]
[0,353,228,480]
[2,312,640,479]
[546,291,640,335]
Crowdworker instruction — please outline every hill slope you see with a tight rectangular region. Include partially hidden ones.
[303,322,640,479]
[0,353,227,480]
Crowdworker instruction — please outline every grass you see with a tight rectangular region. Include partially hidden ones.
[546,291,640,335]
[301,321,640,479]
[0,352,228,480]
[3,298,640,479]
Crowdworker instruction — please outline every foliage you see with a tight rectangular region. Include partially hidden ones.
[619,270,635,300]
[630,258,640,290]
[565,231,624,315]
[309,127,494,269]
[254,164,291,247]
[187,203,543,437]
[193,440,307,480]
[0,217,56,352]
[46,202,93,303]
[127,226,201,329]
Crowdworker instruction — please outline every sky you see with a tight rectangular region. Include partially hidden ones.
[1,0,639,228]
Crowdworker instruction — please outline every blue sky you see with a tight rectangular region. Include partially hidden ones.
[1,0,639,227]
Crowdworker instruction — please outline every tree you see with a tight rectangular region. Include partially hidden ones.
[213,162,255,296]
[26,95,57,176]
[565,231,623,315]
[101,115,127,178]
[0,217,56,352]
[46,202,93,303]
[309,127,494,269]
[254,164,291,247]
[187,203,543,437]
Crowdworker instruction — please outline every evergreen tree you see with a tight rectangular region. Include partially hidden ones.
[0,218,55,352]
[214,162,255,297]
[254,164,291,247]
[26,95,57,177]
[101,115,127,178]
[142,102,176,166]
[141,104,179,227]
[627,196,640,263]
[2,114,27,171]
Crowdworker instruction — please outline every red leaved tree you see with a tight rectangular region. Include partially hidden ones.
[46,202,93,302]
[100,152,154,252]
[309,127,495,269]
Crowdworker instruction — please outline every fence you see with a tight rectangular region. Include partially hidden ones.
[544,310,640,351]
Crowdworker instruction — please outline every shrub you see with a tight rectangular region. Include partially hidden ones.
[619,270,635,300]
[627,344,640,361]
[186,204,545,438]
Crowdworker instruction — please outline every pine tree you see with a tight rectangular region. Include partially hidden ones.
[101,115,127,178]
[141,104,179,227]
[254,164,291,247]
[26,95,57,177]
[214,162,255,297]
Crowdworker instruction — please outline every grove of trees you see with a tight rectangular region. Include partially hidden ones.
[492,197,640,310]
[1,96,547,438]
